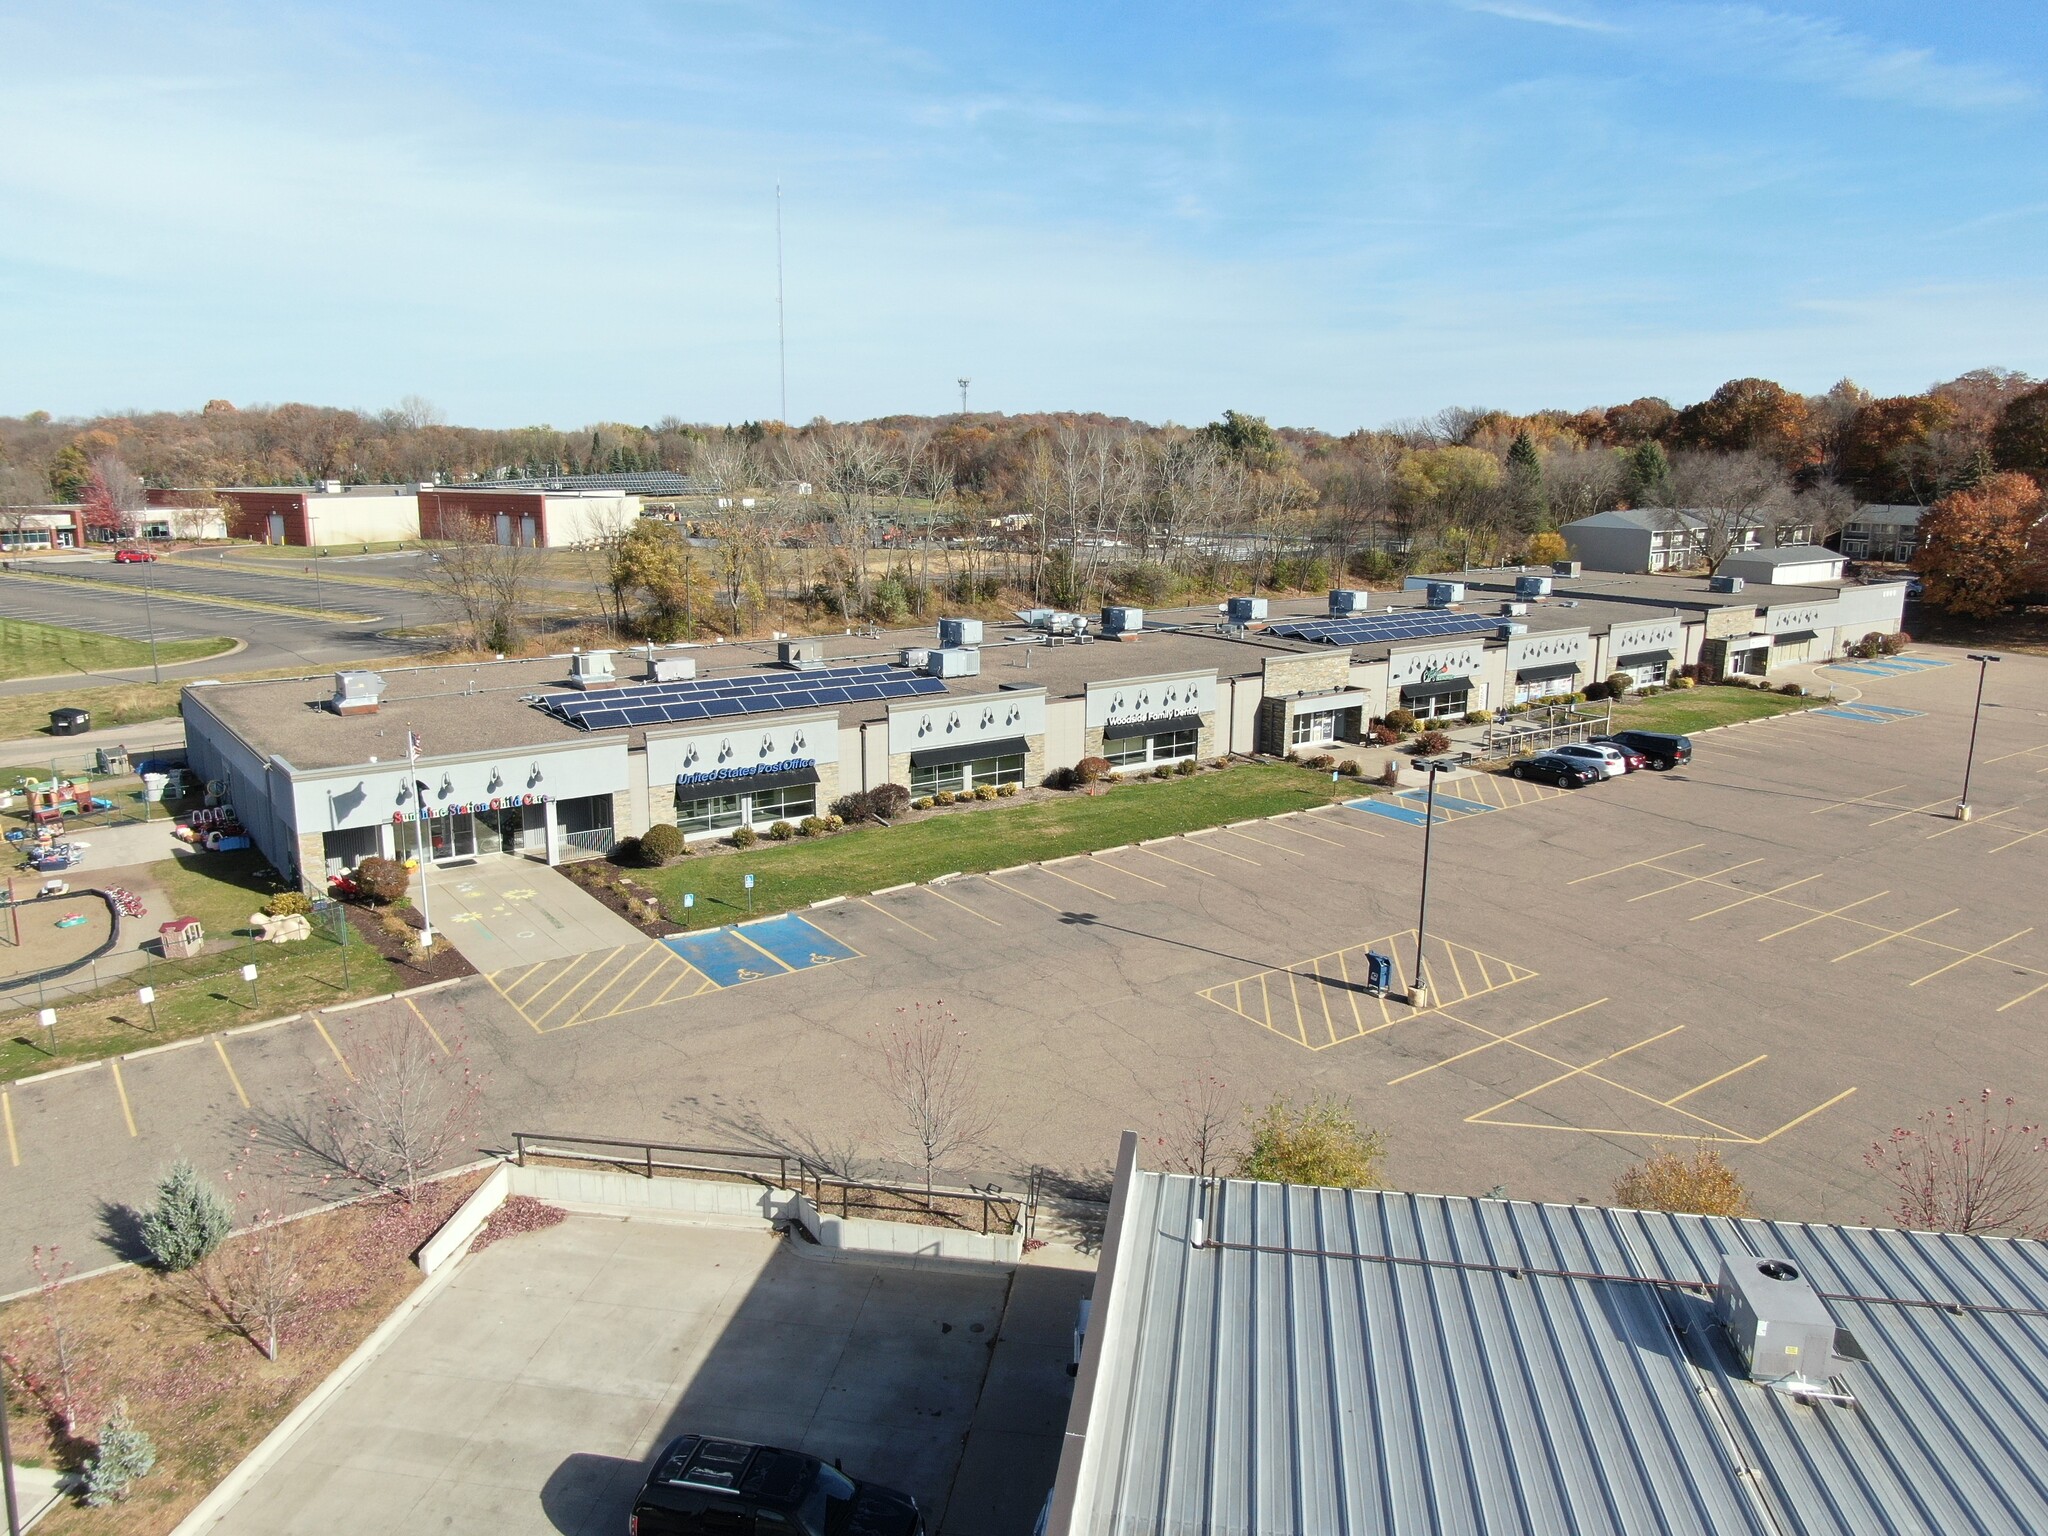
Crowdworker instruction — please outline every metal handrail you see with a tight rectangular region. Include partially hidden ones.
[511,1131,1027,1236]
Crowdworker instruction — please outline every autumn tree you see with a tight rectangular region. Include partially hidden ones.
[611,518,714,640]
[1839,395,1958,504]
[316,1015,483,1202]
[46,443,90,503]
[1992,383,2048,482]
[1667,378,1817,470]
[1238,1096,1385,1189]
[1912,472,2046,617]
[1866,1090,2048,1237]
[1612,1146,1754,1217]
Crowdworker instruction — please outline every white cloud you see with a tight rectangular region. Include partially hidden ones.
[1457,1,1618,33]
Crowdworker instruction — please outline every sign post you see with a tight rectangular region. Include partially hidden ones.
[744,872,755,915]
[407,728,437,949]
[138,985,157,1033]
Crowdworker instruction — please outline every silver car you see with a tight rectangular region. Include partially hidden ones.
[1551,742,1630,780]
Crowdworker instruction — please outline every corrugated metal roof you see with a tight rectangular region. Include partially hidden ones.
[1066,1172,2048,1536]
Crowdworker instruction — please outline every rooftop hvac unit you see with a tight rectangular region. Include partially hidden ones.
[1515,575,1554,600]
[1497,622,1528,639]
[329,670,386,715]
[650,656,696,683]
[900,647,932,670]
[1425,582,1465,608]
[1552,560,1582,577]
[1709,575,1746,594]
[1225,596,1268,624]
[568,651,616,690]
[928,647,981,678]
[1016,608,1057,629]
[1499,601,1529,617]
[1328,589,1370,616]
[938,617,983,647]
[1047,611,1091,636]
[778,638,826,670]
[318,478,343,494]
[1713,1256,1864,1395]
[1101,605,1144,634]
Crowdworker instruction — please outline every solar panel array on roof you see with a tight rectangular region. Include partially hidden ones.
[463,471,724,495]
[534,662,944,731]
[1264,610,1504,646]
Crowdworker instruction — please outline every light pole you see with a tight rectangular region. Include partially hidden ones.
[1956,652,2001,820]
[141,558,161,684]
[2,1368,22,1536]
[1409,758,1442,1007]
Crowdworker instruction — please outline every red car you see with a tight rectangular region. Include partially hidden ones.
[113,547,158,563]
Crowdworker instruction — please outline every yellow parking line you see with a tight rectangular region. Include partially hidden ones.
[1908,929,2033,988]
[1568,844,1707,884]
[483,970,543,1033]
[1988,825,2048,854]
[1302,810,1384,839]
[919,884,1002,924]
[1756,891,1888,942]
[1985,743,2048,763]
[1756,1087,1859,1143]
[518,948,610,1010]
[982,876,1065,913]
[1927,807,2015,839]
[212,1038,250,1107]
[313,1017,357,1080]
[1689,874,1825,921]
[1869,797,1954,827]
[1131,844,1219,876]
[1465,1027,1685,1124]
[564,944,665,1023]
[109,1061,137,1138]
[1333,949,1367,1039]
[2,1090,17,1167]
[404,995,451,1055]
[1998,977,2048,1013]
[1037,865,1119,900]
[1627,859,1765,902]
[1808,782,1906,816]
[1273,818,1346,848]
[1441,942,1470,1001]
[1830,909,1959,963]
[1388,1000,1607,1085]
[862,897,937,940]
[1665,1055,1767,1105]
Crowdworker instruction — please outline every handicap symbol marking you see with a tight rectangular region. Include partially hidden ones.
[737,967,766,981]
[662,914,863,988]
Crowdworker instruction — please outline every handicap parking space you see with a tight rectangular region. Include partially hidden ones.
[662,913,859,988]
[1813,701,1926,724]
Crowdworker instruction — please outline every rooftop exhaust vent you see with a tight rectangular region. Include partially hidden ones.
[329,671,385,715]
[1515,575,1553,600]
[1425,582,1465,608]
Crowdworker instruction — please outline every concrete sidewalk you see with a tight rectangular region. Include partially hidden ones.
[425,859,648,971]
[193,1214,1081,1536]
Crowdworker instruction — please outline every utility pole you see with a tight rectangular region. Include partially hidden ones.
[776,183,788,425]
[142,557,161,684]
[1409,759,1443,1008]
[958,378,970,415]
[1956,652,2001,820]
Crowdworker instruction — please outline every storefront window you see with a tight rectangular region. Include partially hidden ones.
[1409,692,1469,720]
[1289,711,1339,747]
[750,783,816,822]
[1108,730,1198,770]
[911,755,1023,796]
[677,793,745,833]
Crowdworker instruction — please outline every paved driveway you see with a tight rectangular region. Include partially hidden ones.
[197,1215,1079,1536]
[426,858,648,971]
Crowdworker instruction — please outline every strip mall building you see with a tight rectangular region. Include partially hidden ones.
[179,565,1907,888]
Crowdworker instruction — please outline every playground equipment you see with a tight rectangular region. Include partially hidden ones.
[158,916,203,957]
[25,779,114,831]
[28,844,84,873]
[251,910,312,943]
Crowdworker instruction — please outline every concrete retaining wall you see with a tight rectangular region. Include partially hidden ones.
[790,1193,1024,1263]
[418,1162,512,1275]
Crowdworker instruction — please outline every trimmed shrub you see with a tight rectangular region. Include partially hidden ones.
[1075,756,1112,784]
[825,813,844,830]
[1417,729,1452,755]
[1337,759,1361,777]
[1306,753,1336,770]
[1151,765,1174,780]
[935,790,957,806]
[1383,708,1416,732]
[1606,672,1634,698]
[730,825,757,849]
[1464,708,1493,724]
[139,1160,232,1272]
[830,790,874,822]
[638,822,685,864]
[869,783,912,819]
[608,836,643,866]
[766,820,795,841]
[1583,680,1609,702]
[1778,681,1804,696]
[797,816,827,837]
[997,782,1021,796]
[263,891,313,918]
[1378,759,1403,787]
[914,796,936,810]
[976,783,1000,798]
[352,856,409,905]
[1367,722,1400,746]
[1044,767,1077,791]
[84,1402,157,1507]
[1878,631,1908,655]
[1174,760,1198,777]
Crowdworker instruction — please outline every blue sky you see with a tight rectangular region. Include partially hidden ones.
[3,1,2044,430]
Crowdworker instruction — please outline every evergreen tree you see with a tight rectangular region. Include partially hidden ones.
[139,1159,233,1271]
[84,1402,157,1507]
[1506,430,1546,527]
[1623,440,1670,505]
[47,443,91,503]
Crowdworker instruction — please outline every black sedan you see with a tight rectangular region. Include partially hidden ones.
[1511,752,1603,788]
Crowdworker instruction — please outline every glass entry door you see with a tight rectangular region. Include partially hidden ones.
[475,806,524,855]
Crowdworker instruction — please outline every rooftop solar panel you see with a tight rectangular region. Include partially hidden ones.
[1266,611,1502,647]
[533,663,946,731]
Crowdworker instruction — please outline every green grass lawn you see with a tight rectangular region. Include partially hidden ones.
[0,850,405,1081]
[1609,684,1816,735]
[0,619,233,682]
[627,762,1366,927]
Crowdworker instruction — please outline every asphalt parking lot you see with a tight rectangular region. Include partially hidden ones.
[4,643,2045,1280]
[197,1215,1082,1536]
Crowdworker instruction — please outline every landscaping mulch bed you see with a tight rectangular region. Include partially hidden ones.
[342,902,475,985]
[560,864,684,936]
[0,1170,485,1536]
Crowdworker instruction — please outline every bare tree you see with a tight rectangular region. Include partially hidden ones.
[793,427,900,620]
[1542,447,1627,526]
[1154,1076,1242,1182]
[318,1015,483,1203]
[425,512,541,652]
[1866,1089,2048,1237]
[869,1003,994,1200]
[203,1206,310,1362]
[1790,478,1855,548]
[1645,450,1795,572]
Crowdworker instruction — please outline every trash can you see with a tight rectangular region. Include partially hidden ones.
[49,707,91,736]
[142,773,169,803]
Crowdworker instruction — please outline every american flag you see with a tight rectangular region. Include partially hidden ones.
[406,729,423,758]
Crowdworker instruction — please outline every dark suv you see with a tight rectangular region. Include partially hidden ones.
[629,1434,925,1536]
[1601,730,1692,771]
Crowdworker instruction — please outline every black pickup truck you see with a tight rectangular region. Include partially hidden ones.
[629,1434,925,1536]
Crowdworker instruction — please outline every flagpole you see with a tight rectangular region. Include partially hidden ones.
[407,727,436,951]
